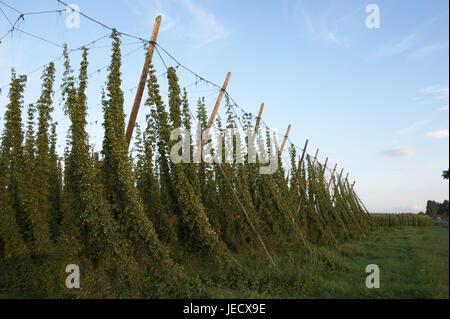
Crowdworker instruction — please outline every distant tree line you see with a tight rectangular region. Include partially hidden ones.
[421,169,450,219]
[424,200,449,219]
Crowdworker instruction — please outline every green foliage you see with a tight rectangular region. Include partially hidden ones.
[33,62,57,255]
[371,213,434,227]
[1,34,423,299]
[426,200,449,219]
[0,70,29,259]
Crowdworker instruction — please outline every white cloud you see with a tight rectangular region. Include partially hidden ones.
[123,0,230,47]
[293,0,353,47]
[372,33,416,59]
[420,84,449,101]
[371,14,446,60]
[409,42,449,58]
[396,119,430,135]
[411,204,424,212]
[324,31,337,43]
[426,129,449,139]
[437,104,449,112]
[381,147,416,158]
[415,84,449,109]
[123,0,176,32]
[294,0,314,35]
[390,34,417,55]
[181,0,231,48]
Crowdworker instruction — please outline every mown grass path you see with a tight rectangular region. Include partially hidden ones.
[309,225,449,299]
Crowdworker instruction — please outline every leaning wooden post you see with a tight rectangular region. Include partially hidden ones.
[351,181,356,192]
[331,168,344,203]
[295,140,309,215]
[327,163,338,191]
[312,149,319,166]
[322,157,328,175]
[194,72,231,163]
[337,168,344,184]
[254,103,264,135]
[126,16,162,148]
[296,143,314,214]
[297,139,309,171]
[279,124,291,156]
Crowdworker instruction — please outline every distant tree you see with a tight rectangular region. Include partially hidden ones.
[425,200,439,218]
[443,169,449,180]
[438,200,449,219]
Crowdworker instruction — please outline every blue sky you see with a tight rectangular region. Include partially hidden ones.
[0,0,448,213]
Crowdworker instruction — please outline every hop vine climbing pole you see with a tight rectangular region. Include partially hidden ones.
[297,148,319,214]
[331,168,344,204]
[322,157,328,176]
[126,15,161,147]
[194,72,231,163]
[191,74,278,270]
[312,149,319,166]
[327,163,338,192]
[296,139,309,214]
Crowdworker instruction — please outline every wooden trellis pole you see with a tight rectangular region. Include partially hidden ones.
[254,103,264,135]
[312,148,319,166]
[279,125,292,156]
[298,139,309,170]
[297,147,318,214]
[126,15,162,148]
[322,157,328,175]
[338,168,344,184]
[194,72,231,163]
[294,139,308,215]
[331,168,344,203]
[327,163,338,191]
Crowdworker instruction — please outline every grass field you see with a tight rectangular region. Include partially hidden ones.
[306,225,449,298]
[204,225,449,299]
[1,225,448,299]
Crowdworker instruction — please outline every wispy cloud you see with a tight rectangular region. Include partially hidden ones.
[122,0,175,32]
[380,147,416,158]
[371,14,446,60]
[420,84,449,101]
[294,0,314,35]
[396,119,430,135]
[409,42,449,58]
[180,0,231,48]
[293,0,356,47]
[123,0,231,47]
[437,104,449,112]
[411,204,424,212]
[372,33,416,59]
[427,129,449,139]
[414,84,449,109]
